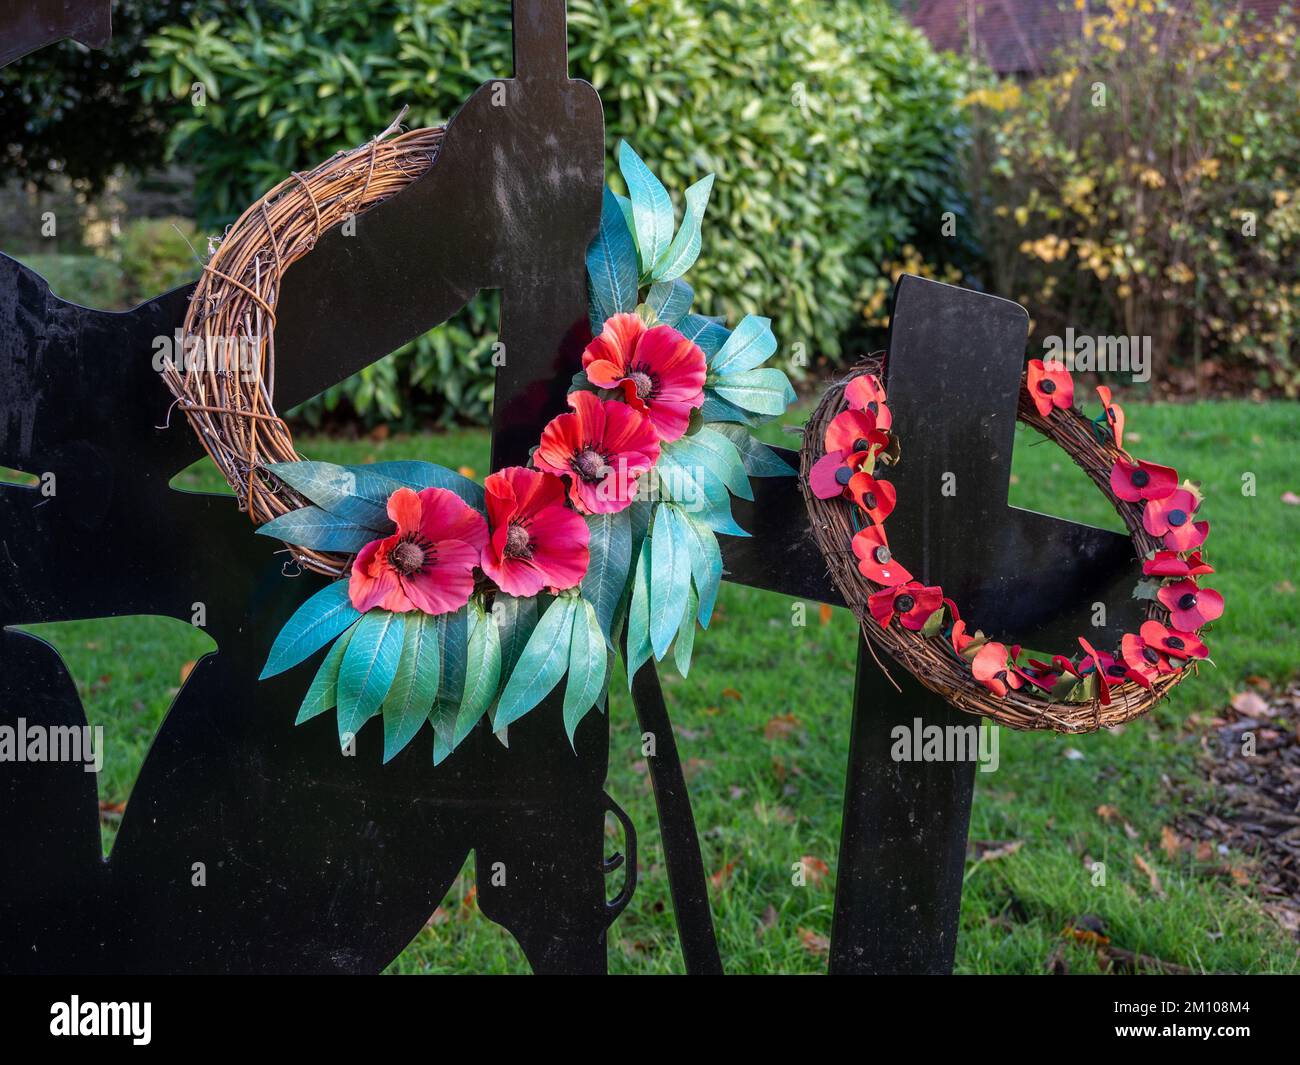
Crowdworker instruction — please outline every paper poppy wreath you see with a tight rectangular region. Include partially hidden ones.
[162,121,795,763]
[799,357,1222,733]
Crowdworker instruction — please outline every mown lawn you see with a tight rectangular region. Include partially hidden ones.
[18,399,1299,973]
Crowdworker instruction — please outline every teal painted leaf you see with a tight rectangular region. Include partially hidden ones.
[295,622,356,725]
[678,313,731,358]
[580,510,632,646]
[380,612,440,763]
[452,601,502,751]
[674,583,700,677]
[255,506,378,554]
[655,447,749,538]
[359,460,485,513]
[701,390,764,426]
[495,596,577,729]
[493,593,538,697]
[619,141,674,274]
[712,424,797,478]
[710,367,795,417]
[261,579,361,680]
[429,607,468,762]
[682,514,723,628]
[646,279,694,327]
[563,599,608,750]
[614,193,635,244]
[337,610,405,749]
[650,504,692,659]
[709,315,777,375]
[265,460,399,529]
[586,186,641,332]
[625,537,654,688]
[651,173,714,282]
[672,427,753,501]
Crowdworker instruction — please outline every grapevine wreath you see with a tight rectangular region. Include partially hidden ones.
[799,358,1222,733]
[163,118,796,763]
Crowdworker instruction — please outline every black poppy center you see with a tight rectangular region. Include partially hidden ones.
[1177,592,1197,610]
[1039,379,1056,395]
[853,437,870,453]
[994,670,1008,683]
[835,466,853,485]
[390,538,427,577]
[867,401,879,413]
[1166,636,1185,650]
[504,522,532,559]
[1167,508,1187,527]
[1142,647,1160,664]
[1107,664,1127,678]
[863,491,878,510]
[873,545,891,565]
[1130,469,1150,488]
[894,593,915,613]
[572,447,609,484]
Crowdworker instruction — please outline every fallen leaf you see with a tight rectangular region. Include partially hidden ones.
[721,687,743,702]
[759,905,779,934]
[818,603,833,626]
[971,839,1024,863]
[1160,825,1183,859]
[709,861,737,891]
[1095,804,1121,822]
[1134,852,1167,899]
[1231,690,1270,718]
[797,927,830,957]
[764,713,801,740]
[800,856,831,885]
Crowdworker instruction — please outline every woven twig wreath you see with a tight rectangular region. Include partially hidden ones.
[161,113,444,577]
[800,357,1221,734]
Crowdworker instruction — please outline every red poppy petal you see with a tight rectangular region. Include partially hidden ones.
[386,486,422,533]
[809,450,850,499]
[417,487,488,552]
[585,359,628,389]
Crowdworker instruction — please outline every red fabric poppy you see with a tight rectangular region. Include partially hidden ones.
[1156,578,1223,631]
[809,449,857,499]
[1139,619,1208,663]
[1110,458,1178,502]
[1095,385,1125,449]
[852,526,913,586]
[868,581,942,630]
[581,313,706,442]
[950,619,976,656]
[972,641,1018,697]
[1077,636,1124,705]
[1026,359,1074,417]
[348,487,488,615]
[1142,488,1208,551]
[847,471,896,524]
[481,466,590,597]
[1120,631,1166,688]
[1142,550,1214,578]
[824,409,886,459]
[844,373,892,430]
[534,391,661,515]
[1011,660,1060,691]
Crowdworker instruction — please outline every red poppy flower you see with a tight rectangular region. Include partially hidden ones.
[1142,488,1208,550]
[810,449,851,499]
[1095,385,1125,449]
[1120,631,1166,689]
[1142,550,1214,578]
[481,466,590,597]
[534,391,661,515]
[844,373,892,430]
[972,641,1020,697]
[867,581,942,630]
[1156,578,1223,631]
[848,471,897,524]
[950,619,975,656]
[349,487,488,615]
[1077,636,1125,705]
[1110,458,1177,502]
[824,409,886,459]
[1139,620,1208,663]
[1026,359,1074,417]
[581,313,706,442]
[1011,659,1061,691]
[852,526,913,586]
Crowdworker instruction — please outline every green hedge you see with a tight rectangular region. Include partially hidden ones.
[140,0,963,426]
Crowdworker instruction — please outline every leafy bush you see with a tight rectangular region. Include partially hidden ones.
[962,0,1300,395]
[19,254,126,310]
[137,0,963,425]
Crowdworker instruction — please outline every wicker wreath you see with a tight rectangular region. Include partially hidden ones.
[160,113,444,577]
[800,357,1221,733]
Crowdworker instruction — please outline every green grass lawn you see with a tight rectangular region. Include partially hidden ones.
[17,399,1299,973]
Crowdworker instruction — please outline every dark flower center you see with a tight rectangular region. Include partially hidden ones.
[504,522,532,559]
[1177,592,1197,610]
[1165,636,1185,650]
[853,437,870,453]
[873,546,891,565]
[994,670,1008,683]
[835,466,853,485]
[1107,664,1127,678]
[1142,647,1160,664]
[894,593,915,613]
[863,491,878,510]
[1130,469,1150,488]
[1039,379,1056,395]
[867,401,879,414]
[628,369,655,401]
[1167,508,1187,527]
[389,537,429,577]
[572,447,609,484]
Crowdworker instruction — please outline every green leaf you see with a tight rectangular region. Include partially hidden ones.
[261,579,361,680]
[712,424,796,478]
[651,173,714,282]
[451,601,502,752]
[265,460,400,529]
[678,314,730,358]
[493,593,538,696]
[619,140,674,274]
[646,279,694,327]
[625,537,654,688]
[920,607,947,638]
[709,315,777,375]
[337,610,405,749]
[580,510,632,646]
[495,596,577,729]
[681,514,723,627]
[674,583,700,677]
[650,504,692,659]
[380,612,440,763]
[255,506,378,554]
[360,460,485,512]
[429,607,468,762]
[710,367,796,417]
[295,622,356,725]
[671,427,753,501]
[563,599,608,749]
[586,186,641,332]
